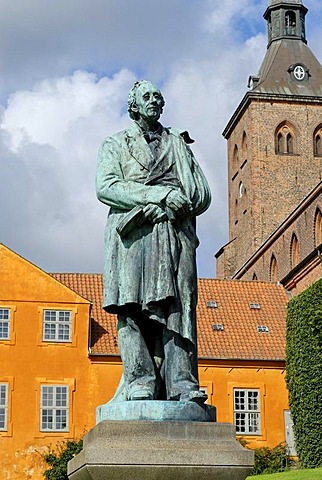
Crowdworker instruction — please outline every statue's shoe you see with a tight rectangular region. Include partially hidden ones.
[129,388,154,401]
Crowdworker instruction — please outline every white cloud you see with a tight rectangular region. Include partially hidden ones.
[1,0,322,277]
[0,69,136,272]
[0,28,262,277]
[2,69,134,151]
[0,0,204,100]
[205,0,252,32]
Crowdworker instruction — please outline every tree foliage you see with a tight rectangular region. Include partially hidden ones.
[286,278,322,468]
[43,438,83,479]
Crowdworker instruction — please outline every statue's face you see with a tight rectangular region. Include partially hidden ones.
[133,82,163,123]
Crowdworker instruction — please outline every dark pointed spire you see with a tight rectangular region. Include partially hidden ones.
[264,0,308,48]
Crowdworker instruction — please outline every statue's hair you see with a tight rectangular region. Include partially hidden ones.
[127,80,165,120]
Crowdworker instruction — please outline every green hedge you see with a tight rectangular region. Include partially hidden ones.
[286,278,322,468]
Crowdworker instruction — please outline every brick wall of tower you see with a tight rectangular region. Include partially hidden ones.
[226,106,258,277]
[220,98,322,278]
[234,187,322,296]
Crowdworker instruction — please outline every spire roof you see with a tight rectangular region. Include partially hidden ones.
[223,0,322,138]
[248,0,322,97]
[250,40,322,97]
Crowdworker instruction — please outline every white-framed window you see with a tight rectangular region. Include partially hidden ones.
[0,308,10,340]
[234,388,260,435]
[40,385,69,431]
[0,384,8,431]
[43,310,72,342]
[199,386,209,404]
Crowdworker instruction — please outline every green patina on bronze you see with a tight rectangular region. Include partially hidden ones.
[96,80,211,404]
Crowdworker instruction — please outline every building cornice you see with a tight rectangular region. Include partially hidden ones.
[198,358,285,365]
[88,354,286,365]
[222,91,322,139]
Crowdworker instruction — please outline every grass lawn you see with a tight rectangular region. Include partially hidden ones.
[248,467,322,480]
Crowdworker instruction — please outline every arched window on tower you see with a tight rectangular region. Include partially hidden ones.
[315,135,322,155]
[277,133,284,154]
[286,133,294,154]
[290,234,300,269]
[233,144,239,171]
[242,132,248,164]
[234,199,238,225]
[314,208,322,247]
[285,11,296,36]
[239,182,244,198]
[270,255,278,282]
[275,122,297,155]
[313,125,322,156]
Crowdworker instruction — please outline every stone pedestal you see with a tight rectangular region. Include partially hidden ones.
[68,418,254,480]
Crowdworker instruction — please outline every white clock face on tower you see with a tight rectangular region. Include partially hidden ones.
[293,65,306,81]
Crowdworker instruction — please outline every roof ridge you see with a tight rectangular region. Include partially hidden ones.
[50,272,102,276]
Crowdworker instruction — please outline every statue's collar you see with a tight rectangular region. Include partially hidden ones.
[127,121,164,138]
[135,121,162,135]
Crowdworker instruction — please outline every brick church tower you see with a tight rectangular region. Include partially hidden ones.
[216,0,322,283]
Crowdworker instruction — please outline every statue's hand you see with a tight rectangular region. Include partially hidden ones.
[165,190,192,215]
[143,204,167,224]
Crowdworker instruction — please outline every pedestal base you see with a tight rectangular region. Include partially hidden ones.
[96,399,216,422]
[68,420,254,480]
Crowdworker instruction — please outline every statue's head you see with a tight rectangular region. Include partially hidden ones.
[127,80,165,121]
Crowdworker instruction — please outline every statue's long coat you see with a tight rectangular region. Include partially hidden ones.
[96,122,211,347]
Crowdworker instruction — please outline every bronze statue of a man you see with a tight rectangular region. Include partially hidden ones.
[96,80,211,403]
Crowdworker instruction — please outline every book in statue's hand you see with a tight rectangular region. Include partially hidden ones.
[116,206,146,237]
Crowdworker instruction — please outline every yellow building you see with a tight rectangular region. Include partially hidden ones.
[1,243,291,479]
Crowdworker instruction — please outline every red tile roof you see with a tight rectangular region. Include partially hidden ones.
[197,278,288,361]
[51,274,288,361]
[51,273,118,355]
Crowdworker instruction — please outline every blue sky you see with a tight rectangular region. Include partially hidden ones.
[1,0,322,278]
